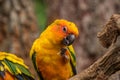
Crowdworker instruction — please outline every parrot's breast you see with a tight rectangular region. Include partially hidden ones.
[36,50,72,80]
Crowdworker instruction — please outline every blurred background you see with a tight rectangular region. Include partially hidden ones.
[0,0,120,80]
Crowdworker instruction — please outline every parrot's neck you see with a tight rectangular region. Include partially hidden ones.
[39,30,64,50]
[39,36,63,50]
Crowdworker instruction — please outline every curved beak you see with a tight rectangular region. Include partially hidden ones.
[62,34,75,46]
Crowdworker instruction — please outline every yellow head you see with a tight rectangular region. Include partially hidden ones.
[40,19,79,46]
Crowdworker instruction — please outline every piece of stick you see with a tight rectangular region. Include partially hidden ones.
[97,14,120,48]
[70,45,120,80]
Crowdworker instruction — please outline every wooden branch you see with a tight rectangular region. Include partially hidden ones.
[97,14,120,48]
[70,45,120,80]
[69,14,120,80]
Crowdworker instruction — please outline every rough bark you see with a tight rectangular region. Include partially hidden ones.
[69,45,120,80]
[69,46,120,80]
[69,14,120,80]
[0,0,38,79]
[97,14,120,48]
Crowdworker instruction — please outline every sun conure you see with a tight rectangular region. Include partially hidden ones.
[0,52,34,80]
[30,19,79,80]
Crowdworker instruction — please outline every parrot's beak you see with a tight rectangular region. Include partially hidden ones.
[62,34,75,46]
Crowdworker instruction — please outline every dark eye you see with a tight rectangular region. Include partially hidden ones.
[62,26,67,32]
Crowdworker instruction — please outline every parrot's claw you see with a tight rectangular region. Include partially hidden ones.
[64,55,69,60]
[60,48,67,55]
[60,48,69,63]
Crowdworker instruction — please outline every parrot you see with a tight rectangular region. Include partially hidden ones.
[0,52,34,80]
[30,19,79,80]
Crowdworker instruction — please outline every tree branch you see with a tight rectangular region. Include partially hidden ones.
[69,14,120,80]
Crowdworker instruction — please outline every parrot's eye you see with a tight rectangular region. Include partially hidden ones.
[62,26,67,32]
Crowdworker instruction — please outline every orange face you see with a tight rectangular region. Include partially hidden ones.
[47,19,79,46]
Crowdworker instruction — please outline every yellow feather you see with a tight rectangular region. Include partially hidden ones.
[16,67,22,74]
[0,52,28,69]
[1,62,11,74]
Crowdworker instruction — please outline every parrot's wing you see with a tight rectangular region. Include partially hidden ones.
[0,52,34,80]
[67,45,77,75]
[31,51,44,80]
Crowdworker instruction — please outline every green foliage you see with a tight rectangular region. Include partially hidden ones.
[35,0,47,31]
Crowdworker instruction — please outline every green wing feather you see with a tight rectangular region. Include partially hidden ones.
[0,52,34,80]
[67,45,77,75]
[31,51,44,80]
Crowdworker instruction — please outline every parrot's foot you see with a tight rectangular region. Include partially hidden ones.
[60,48,69,63]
